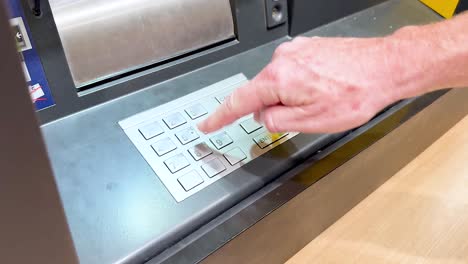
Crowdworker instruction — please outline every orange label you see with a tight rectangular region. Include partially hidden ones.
[420,0,460,18]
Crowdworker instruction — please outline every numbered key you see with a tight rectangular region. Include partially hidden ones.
[164,153,190,174]
[139,122,164,140]
[175,127,199,145]
[224,148,247,165]
[185,104,208,120]
[163,112,186,129]
[240,118,263,134]
[210,132,233,150]
[178,171,204,191]
[188,143,213,161]
[152,138,177,157]
[215,92,231,104]
[202,158,226,178]
[253,132,288,149]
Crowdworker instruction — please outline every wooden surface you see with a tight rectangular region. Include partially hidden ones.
[287,112,468,263]
[203,89,468,264]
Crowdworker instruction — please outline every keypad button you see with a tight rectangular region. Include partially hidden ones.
[152,138,177,157]
[224,148,247,165]
[185,104,208,120]
[240,119,263,134]
[163,113,186,129]
[215,92,231,104]
[253,132,289,149]
[202,158,226,178]
[139,122,164,140]
[188,143,213,161]
[164,153,190,174]
[175,127,199,145]
[178,171,204,191]
[210,132,233,150]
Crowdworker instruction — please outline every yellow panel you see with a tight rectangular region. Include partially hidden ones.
[420,0,459,18]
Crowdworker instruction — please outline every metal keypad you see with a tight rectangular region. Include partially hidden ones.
[119,74,297,202]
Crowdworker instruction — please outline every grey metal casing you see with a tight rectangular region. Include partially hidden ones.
[48,0,235,87]
[288,0,387,36]
[0,3,78,264]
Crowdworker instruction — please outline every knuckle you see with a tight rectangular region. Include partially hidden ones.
[292,36,308,43]
[269,62,293,92]
[261,59,298,96]
[264,114,280,132]
[309,36,321,41]
[274,42,292,58]
[272,67,287,89]
[224,92,242,119]
[224,94,235,112]
[265,123,277,133]
[262,64,280,83]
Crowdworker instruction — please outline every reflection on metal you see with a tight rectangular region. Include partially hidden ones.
[49,0,235,87]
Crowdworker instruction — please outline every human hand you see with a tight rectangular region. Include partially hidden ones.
[198,36,403,134]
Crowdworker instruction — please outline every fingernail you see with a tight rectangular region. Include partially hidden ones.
[197,122,208,134]
[258,111,266,126]
[254,115,260,123]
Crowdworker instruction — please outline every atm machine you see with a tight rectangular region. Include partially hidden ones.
[1,0,465,263]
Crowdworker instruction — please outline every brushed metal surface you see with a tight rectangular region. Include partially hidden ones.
[49,0,235,87]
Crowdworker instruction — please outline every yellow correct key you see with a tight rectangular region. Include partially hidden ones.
[270,133,283,141]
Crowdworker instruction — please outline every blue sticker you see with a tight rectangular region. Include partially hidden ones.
[6,0,55,111]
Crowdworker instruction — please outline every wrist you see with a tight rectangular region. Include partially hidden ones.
[382,26,436,101]
[385,18,468,100]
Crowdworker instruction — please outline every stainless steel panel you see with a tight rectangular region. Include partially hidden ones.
[49,0,235,87]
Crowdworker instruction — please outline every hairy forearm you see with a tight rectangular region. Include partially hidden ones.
[200,12,468,133]
[386,12,468,100]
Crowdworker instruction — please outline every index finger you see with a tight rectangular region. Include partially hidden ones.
[198,69,279,133]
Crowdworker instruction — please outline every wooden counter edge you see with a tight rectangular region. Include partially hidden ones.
[202,88,468,264]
